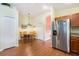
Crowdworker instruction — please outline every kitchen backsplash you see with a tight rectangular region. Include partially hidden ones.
[71,27,79,33]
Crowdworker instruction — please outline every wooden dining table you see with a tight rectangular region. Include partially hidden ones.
[20,31,37,42]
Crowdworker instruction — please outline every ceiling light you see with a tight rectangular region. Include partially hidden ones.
[42,5,49,10]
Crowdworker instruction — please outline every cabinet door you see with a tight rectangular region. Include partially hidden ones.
[71,39,78,52]
[71,13,79,26]
[77,41,79,52]
[71,36,79,53]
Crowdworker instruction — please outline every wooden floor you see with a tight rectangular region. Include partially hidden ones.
[0,39,79,56]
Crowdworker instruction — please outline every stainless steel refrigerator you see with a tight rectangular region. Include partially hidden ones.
[52,19,70,53]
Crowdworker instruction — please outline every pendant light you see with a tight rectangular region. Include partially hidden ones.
[21,12,35,29]
[26,12,35,28]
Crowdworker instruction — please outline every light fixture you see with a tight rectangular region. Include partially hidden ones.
[21,13,34,29]
[42,5,49,10]
[26,13,35,28]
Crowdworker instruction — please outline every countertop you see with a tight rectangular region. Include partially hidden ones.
[71,35,79,37]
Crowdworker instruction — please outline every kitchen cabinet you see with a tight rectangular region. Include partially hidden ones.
[55,13,79,26]
[70,13,79,26]
[55,15,69,20]
[71,36,79,54]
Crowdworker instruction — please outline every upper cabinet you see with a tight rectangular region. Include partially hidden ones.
[55,13,79,27]
[70,13,79,26]
[55,15,69,20]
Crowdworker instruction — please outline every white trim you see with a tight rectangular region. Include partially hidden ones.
[0,46,18,52]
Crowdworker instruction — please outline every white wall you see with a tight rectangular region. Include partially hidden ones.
[33,12,50,41]
[34,7,55,41]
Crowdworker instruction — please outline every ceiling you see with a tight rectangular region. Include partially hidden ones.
[12,3,79,16]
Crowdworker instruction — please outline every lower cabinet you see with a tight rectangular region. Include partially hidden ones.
[71,36,79,54]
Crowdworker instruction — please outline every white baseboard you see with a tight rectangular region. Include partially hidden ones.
[0,44,18,52]
[0,46,17,52]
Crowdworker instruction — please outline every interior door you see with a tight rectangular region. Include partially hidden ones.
[1,16,17,49]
